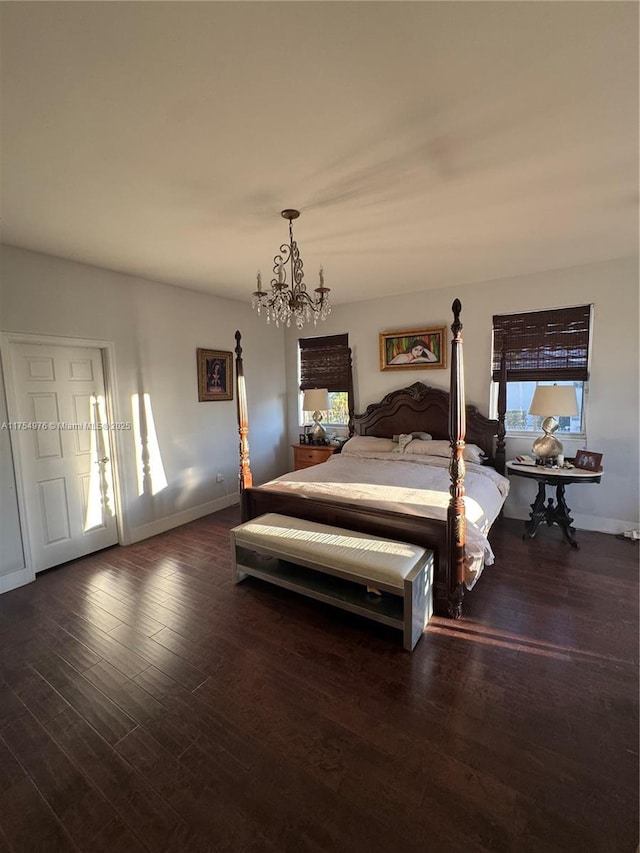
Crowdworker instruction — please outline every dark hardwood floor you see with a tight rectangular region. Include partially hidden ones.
[0,508,637,853]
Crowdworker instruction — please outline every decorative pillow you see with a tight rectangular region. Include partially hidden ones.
[392,434,413,453]
[404,439,488,464]
[341,435,397,455]
[392,431,432,442]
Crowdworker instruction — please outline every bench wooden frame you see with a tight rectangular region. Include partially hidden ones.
[231,516,434,651]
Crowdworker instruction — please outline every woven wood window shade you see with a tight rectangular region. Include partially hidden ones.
[492,306,591,382]
[299,334,351,392]
[299,333,355,435]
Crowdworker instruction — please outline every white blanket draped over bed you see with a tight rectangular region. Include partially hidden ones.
[259,446,510,589]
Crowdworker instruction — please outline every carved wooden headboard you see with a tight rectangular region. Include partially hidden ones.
[354,382,501,468]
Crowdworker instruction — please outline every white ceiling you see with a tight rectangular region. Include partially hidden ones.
[1,2,637,305]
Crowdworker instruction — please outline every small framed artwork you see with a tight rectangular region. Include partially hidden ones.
[574,449,603,472]
[197,349,233,402]
[379,326,447,371]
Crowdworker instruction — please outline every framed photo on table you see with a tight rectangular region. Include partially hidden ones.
[574,449,603,472]
[197,349,233,401]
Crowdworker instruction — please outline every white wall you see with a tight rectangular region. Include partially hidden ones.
[0,245,287,564]
[284,255,639,533]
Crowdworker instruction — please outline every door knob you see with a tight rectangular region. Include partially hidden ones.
[96,457,110,464]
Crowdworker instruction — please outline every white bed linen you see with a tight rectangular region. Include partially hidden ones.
[259,451,509,588]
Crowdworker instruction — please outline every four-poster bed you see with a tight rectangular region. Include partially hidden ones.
[234,301,507,619]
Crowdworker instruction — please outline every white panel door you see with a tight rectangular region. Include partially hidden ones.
[9,343,118,572]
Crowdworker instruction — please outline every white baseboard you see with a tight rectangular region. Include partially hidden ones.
[0,565,34,594]
[503,506,638,536]
[128,492,240,544]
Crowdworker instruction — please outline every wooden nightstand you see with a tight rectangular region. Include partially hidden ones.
[292,443,337,470]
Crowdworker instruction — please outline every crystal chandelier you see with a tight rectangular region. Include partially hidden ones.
[251,209,331,329]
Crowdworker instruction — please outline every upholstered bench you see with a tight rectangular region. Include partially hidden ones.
[231,513,433,650]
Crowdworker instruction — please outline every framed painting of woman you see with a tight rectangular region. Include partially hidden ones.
[379,326,447,371]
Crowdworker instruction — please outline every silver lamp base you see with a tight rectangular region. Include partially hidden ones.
[311,412,327,444]
[532,416,563,461]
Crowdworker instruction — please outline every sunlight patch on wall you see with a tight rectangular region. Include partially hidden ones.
[131,393,168,496]
[84,394,114,532]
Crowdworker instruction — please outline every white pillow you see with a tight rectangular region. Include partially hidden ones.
[341,435,397,455]
[404,439,488,464]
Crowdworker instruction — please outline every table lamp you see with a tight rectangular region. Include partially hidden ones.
[302,388,329,444]
[528,384,579,461]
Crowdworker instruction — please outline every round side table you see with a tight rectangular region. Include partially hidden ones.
[506,461,602,549]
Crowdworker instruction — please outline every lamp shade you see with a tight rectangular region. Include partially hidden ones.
[528,385,578,417]
[302,388,329,412]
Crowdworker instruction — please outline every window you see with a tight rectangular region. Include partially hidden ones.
[501,380,584,434]
[299,334,352,427]
[492,305,591,435]
[324,391,349,425]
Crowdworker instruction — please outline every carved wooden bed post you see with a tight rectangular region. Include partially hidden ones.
[447,299,467,619]
[347,346,355,438]
[495,345,507,476]
[234,331,253,498]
